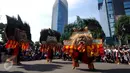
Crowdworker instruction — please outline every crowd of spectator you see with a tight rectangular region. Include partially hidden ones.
[1,42,130,65]
[98,45,130,65]
[0,44,63,63]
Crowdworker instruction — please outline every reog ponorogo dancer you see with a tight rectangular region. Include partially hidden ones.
[5,15,31,65]
[63,27,101,70]
[39,29,61,63]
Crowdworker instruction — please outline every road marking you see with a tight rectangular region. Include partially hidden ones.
[4,61,13,71]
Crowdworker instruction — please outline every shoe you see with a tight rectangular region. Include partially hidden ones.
[117,62,120,64]
[46,61,49,64]
[89,68,96,71]
[18,62,22,65]
[72,67,76,70]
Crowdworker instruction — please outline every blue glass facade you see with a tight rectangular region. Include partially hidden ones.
[107,0,112,2]
[98,0,103,10]
[99,0,115,37]
[98,0,103,3]
[99,0,110,37]
[51,0,68,34]
[106,0,115,36]
[57,1,68,34]
[124,1,130,15]
[98,0,130,44]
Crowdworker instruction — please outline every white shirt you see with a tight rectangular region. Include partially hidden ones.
[113,49,118,53]
[105,49,111,55]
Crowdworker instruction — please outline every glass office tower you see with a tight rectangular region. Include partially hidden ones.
[98,0,130,37]
[98,0,112,37]
[51,0,68,34]
[124,1,130,15]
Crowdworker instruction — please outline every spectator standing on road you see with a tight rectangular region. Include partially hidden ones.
[112,46,119,64]
[0,44,2,62]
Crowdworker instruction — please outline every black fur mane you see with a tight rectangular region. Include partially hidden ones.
[5,15,31,41]
[40,28,61,43]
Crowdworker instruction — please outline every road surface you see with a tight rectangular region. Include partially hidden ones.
[0,59,130,73]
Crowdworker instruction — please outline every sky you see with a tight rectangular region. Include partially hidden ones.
[0,0,100,42]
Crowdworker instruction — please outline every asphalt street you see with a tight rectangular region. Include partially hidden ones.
[0,59,130,73]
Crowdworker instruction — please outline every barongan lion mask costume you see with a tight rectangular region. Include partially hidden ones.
[39,29,61,63]
[5,15,31,64]
[63,26,100,70]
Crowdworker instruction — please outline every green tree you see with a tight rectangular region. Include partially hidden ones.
[0,23,7,43]
[114,15,130,45]
[82,18,105,39]
[62,16,105,41]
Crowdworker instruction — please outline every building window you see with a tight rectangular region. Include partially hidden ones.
[109,19,114,23]
[126,11,130,15]
[125,9,130,12]
[58,25,62,32]
[111,28,115,32]
[108,10,113,14]
[107,0,112,3]
[98,0,103,3]
[108,7,113,11]
[108,14,114,18]
[111,32,114,36]
[125,9,130,15]
[124,1,130,8]
[110,22,115,28]
[124,1,130,16]
[107,3,113,11]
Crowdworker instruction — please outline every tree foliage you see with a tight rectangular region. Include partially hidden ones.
[0,23,7,43]
[114,15,130,45]
[61,16,105,42]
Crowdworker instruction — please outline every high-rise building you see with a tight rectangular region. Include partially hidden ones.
[98,0,130,37]
[51,0,68,34]
[98,0,103,10]
[98,0,110,37]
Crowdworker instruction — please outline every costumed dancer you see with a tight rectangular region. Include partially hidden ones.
[40,29,61,63]
[98,44,104,62]
[72,49,79,69]
[84,26,95,70]
[71,27,96,70]
[5,15,31,65]
[40,42,46,59]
